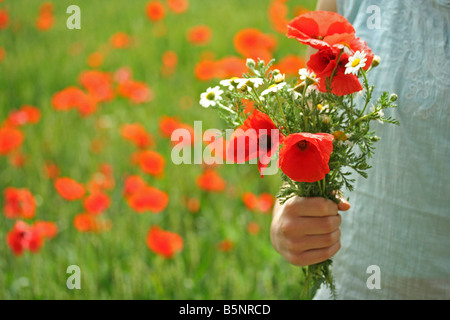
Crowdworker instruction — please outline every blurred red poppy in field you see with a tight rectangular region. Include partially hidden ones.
[242,192,275,213]
[147,226,183,258]
[73,213,112,233]
[126,186,169,213]
[287,10,355,50]
[6,105,41,127]
[194,59,217,81]
[247,221,260,235]
[133,150,165,177]
[8,152,26,168]
[51,86,97,116]
[36,5,55,31]
[87,163,115,192]
[0,46,5,62]
[268,0,289,34]
[216,56,247,79]
[146,1,165,22]
[0,126,24,156]
[7,221,43,256]
[216,239,234,252]
[0,9,10,30]
[83,191,111,215]
[114,67,132,84]
[117,80,153,104]
[187,25,212,45]
[120,123,155,149]
[54,177,85,201]
[186,197,200,213]
[43,160,60,180]
[33,221,58,239]
[167,0,189,14]
[272,55,306,76]
[79,70,115,103]
[3,187,37,219]
[123,175,147,197]
[234,28,277,61]
[159,116,182,138]
[196,169,226,192]
[279,132,334,183]
[87,52,104,68]
[110,32,131,49]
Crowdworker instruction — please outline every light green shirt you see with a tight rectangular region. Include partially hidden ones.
[316,0,450,299]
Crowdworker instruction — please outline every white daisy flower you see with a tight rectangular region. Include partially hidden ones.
[219,77,240,90]
[345,51,367,75]
[298,68,319,86]
[261,82,286,96]
[200,86,224,108]
[334,43,354,56]
[236,78,264,91]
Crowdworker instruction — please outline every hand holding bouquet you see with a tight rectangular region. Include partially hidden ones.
[199,11,398,299]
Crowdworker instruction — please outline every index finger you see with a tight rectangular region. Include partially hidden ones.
[283,196,339,217]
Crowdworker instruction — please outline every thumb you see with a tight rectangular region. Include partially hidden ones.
[337,196,351,211]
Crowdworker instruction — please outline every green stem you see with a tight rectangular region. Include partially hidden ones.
[275,93,290,134]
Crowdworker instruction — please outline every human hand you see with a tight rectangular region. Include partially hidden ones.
[270,195,350,266]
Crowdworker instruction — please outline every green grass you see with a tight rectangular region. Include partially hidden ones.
[0,0,317,299]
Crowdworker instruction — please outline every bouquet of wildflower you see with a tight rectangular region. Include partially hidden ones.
[199,11,398,299]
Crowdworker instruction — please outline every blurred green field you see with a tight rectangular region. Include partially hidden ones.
[0,0,317,299]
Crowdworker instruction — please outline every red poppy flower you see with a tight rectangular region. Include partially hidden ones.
[307,46,363,96]
[0,9,9,30]
[256,193,275,213]
[51,86,97,116]
[146,226,183,258]
[110,32,131,49]
[126,186,169,213]
[242,192,274,213]
[83,191,111,215]
[3,187,37,219]
[196,169,226,192]
[226,110,284,175]
[120,123,155,149]
[272,55,306,76]
[268,0,289,33]
[36,11,54,31]
[0,126,24,155]
[234,28,277,61]
[162,50,178,68]
[7,105,41,127]
[216,239,234,252]
[167,0,189,14]
[117,80,153,104]
[186,197,200,213]
[79,70,114,103]
[7,221,43,256]
[279,132,334,183]
[146,1,165,22]
[187,25,212,45]
[86,163,115,193]
[216,56,247,79]
[54,177,85,201]
[287,10,355,50]
[43,160,60,180]
[194,59,219,81]
[247,221,260,235]
[133,150,165,177]
[73,213,112,233]
[33,221,58,239]
[123,175,147,197]
[159,116,182,138]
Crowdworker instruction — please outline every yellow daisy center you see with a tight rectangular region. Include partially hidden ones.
[351,58,361,68]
